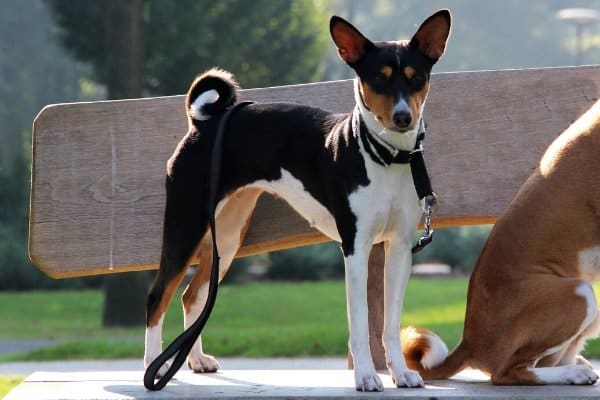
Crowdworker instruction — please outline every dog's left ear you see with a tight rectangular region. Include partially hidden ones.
[410,9,451,62]
[330,16,374,64]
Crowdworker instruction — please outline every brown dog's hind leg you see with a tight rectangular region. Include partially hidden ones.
[558,310,600,367]
[492,280,599,385]
[182,188,262,373]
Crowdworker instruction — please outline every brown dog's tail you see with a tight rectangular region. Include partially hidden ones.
[401,326,470,380]
[186,67,240,123]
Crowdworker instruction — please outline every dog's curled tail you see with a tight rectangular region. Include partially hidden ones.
[401,326,470,380]
[186,67,240,122]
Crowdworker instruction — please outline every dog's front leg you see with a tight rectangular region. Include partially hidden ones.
[345,245,384,392]
[383,238,424,388]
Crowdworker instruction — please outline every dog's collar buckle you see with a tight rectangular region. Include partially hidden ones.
[409,143,424,158]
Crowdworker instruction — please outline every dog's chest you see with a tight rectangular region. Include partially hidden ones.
[351,160,422,242]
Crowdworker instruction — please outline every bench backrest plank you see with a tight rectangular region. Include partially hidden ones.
[29,66,600,278]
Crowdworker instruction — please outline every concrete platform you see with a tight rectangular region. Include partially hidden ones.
[6,368,600,400]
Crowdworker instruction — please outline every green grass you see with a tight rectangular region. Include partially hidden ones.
[1,278,600,362]
[0,375,23,398]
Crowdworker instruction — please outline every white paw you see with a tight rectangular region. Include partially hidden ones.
[566,365,598,385]
[354,367,384,391]
[575,356,594,369]
[390,367,424,388]
[187,352,221,373]
[144,357,171,379]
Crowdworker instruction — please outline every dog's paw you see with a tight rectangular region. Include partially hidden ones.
[565,365,598,385]
[390,368,424,388]
[354,368,384,392]
[187,352,220,373]
[575,355,595,369]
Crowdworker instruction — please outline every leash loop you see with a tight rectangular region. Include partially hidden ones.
[144,101,253,391]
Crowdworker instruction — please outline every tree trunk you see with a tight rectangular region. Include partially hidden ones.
[102,0,147,327]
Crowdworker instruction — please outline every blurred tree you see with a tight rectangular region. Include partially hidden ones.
[100,0,148,327]
[0,0,99,290]
[267,242,344,281]
[413,225,492,272]
[47,0,328,94]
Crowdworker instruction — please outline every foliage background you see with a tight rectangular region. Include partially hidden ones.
[3,0,600,289]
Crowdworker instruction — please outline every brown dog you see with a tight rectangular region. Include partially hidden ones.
[403,100,600,385]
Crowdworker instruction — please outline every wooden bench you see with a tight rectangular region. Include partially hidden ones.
[22,65,600,399]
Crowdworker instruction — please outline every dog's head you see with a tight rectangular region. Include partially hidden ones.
[330,10,451,134]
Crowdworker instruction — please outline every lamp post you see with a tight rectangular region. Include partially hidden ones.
[556,8,600,65]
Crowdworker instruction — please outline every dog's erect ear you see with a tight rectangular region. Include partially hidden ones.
[330,16,374,64]
[409,9,451,62]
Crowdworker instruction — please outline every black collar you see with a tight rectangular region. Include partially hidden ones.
[353,110,434,200]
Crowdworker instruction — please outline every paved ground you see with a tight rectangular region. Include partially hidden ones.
[4,358,600,399]
[0,357,347,375]
[0,340,63,356]
[6,364,600,400]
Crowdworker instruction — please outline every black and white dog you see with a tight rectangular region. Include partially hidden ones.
[145,10,451,391]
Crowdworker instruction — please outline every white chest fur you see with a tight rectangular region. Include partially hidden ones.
[350,160,421,244]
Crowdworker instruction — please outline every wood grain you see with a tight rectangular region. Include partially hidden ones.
[30,66,600,277]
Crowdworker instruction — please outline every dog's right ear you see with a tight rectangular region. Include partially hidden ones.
[330,16,374,64]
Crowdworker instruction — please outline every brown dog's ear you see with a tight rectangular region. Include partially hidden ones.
[330,16,374,64]
[409,9,451,62]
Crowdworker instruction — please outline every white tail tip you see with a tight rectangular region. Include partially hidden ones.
[189,89,220,121]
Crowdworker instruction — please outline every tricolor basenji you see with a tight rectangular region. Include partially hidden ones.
[144,10,451,391]
[403,100,600,385]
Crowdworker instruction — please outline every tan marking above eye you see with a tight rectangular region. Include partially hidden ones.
[404,66,416,81]
[380,65,393,79]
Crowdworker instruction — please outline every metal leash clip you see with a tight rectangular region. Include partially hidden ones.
[412,192,437,254]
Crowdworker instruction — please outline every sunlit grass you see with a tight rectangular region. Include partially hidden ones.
[1,279,600,361]
[0,375,24,398]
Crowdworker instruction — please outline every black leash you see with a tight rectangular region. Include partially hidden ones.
[144,101,253,391]
[398,125,437,254]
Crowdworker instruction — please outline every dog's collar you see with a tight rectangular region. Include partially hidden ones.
[353,110,434,201]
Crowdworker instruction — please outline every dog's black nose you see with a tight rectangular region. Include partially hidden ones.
[393,110,412,129]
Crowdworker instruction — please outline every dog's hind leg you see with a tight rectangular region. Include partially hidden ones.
[556,295,600,367]
[182,188,262,373]
[144,180,211,376]
[492,280,599,385]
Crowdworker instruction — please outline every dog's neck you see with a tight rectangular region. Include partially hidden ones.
[353,78,419,152]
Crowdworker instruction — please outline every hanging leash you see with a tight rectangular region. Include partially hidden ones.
[144,101,253,391]
[404,121,438,254]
